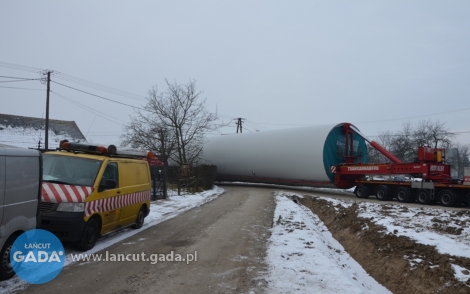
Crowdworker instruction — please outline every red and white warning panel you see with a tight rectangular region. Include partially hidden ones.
[42,183,94,203]
[84,190,150,217]
[41,182,151,217]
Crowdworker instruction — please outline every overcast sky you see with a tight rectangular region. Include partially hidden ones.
[1,1,470,147]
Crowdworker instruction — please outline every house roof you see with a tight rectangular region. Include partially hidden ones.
[0,113,87,149]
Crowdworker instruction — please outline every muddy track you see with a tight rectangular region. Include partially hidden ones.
[298,195,470,294]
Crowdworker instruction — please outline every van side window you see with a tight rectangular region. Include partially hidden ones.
[101,162,119,187]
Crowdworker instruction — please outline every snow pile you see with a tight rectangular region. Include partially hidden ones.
[321,197,470,284]
[264,192,391,294]
[338,200,470,259]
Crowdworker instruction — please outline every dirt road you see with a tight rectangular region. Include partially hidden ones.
[19,186,275,294]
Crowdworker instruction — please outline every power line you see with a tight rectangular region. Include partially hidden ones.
[0,61,146,102]
[0,85,44,91]
[0,78,40,83]
[366,130,470,139]
[0,75,38,80]
[244,120,308,127]
[86,132,124,134]
[356,107,470,124]
[51,90,126,126]
[242,126,254,132]
[54,72,146,101]
[51,80,146,111]
[0,61,44,73]
[86,134,122,137]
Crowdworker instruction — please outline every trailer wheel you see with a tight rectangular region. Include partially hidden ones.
[395,187,411,203]
[415,189,431,205]
[355,186,370,198]
[466,193,470,207]
[438,189,455,207]
[375,185,391,201]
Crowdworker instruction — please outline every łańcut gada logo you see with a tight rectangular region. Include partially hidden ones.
[10,229,65,284]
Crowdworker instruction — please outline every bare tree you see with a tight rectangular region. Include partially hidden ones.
[412,119,454,149]
[389,121,415,162]
[367,130,394,163]
[367,119,457,163]
[446,142,470,178]
[124,80,223,166]
[121,117,175,167]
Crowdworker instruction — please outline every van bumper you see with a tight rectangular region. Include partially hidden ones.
[40,212,86,243]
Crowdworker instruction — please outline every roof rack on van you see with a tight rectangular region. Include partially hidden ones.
[57,140,158,162]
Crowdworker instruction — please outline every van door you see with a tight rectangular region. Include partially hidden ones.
[97,162,121,234]
[0,155,5,234]
[3,155,40,232]
[118,161,150,227]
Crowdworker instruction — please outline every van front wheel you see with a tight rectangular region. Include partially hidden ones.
[132,206,146,229]
[76,218,100,251]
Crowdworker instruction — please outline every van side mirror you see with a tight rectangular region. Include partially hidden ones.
[99,179,117,192]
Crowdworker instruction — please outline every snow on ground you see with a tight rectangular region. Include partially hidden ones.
[6,185,470,293]
[264,192,392,294]
[321,197,470,259]
[275,194,470,289]
[0,186,224,294]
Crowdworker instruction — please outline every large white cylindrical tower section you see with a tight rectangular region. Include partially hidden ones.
[202,123,368,188]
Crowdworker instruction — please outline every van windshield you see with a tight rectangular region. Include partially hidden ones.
[43,154,102,186]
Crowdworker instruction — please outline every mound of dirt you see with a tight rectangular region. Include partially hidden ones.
[298,196,470,294]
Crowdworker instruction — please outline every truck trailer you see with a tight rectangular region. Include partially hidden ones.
[203,122,470,207]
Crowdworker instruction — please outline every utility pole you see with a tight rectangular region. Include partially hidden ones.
[235,118,245,133]
[42,70,53,150]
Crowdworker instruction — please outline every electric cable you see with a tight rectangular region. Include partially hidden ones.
[51,81,146,111]
[0,85,44,91]
[0,78,40,83]
[51,90,126,126]
[54,72,146,101]
[0,61,44,73]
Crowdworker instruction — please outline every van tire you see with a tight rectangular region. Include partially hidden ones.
[76,218,100,251]
[0,234,19,281]
[132,206,146,229]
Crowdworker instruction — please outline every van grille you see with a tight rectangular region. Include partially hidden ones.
[40,202,56,213]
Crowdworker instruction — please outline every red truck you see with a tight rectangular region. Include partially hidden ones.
[334,124,470,207]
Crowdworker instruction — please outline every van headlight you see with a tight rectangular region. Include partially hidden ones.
[56,202,85,212]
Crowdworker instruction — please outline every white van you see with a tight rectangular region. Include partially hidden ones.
[0,145,42,280]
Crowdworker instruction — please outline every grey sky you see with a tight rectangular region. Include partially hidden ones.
[1,1,470,146]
